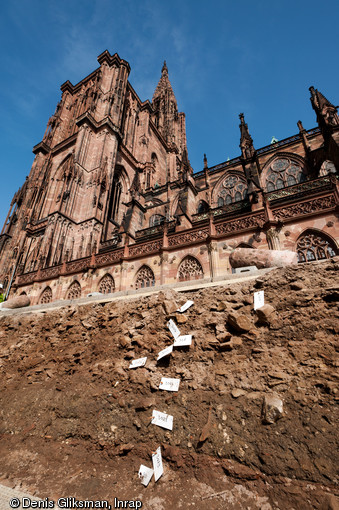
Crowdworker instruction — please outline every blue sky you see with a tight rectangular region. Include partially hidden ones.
[1,0,338,228]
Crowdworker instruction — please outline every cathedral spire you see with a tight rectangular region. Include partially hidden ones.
[309,86,339,131]
[152,61,181,148]
[239,113,255,159]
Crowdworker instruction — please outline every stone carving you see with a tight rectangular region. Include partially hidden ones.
[66,258,91,274]
[274,196,336,221]
[98,274,115,294]
[135,265,155,289]
[40,266,61,280]
[215,214,265,235]
[40,286,52,304]
[129,241,162,256]
[177,256,204,281]
[66,281,81,300]
[96,249,124,266]
[168,229,209,247]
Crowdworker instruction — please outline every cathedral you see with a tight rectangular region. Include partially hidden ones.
[0,50,338,304]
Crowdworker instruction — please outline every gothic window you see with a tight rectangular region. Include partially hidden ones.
[40,286,52,304]
[149,214,165,227]
[296,231,338,263]
[217,175,248,206]
[265,158,306,191]
[178,256,204,282]
[197,200,209,214]
[108,168,124,222]
[135,265,155,289]
[98,274,115,294]
[66,281,81,300]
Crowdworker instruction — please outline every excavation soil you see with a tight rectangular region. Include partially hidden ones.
[0,260,338,509]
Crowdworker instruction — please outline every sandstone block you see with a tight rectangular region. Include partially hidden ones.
[262,393,283,424]
[227,312,252,333]
[2,295,30,309]
[229,248,298,269]
[256,304,276,325]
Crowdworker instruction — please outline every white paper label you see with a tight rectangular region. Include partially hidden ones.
[159,377,180,392]
[167,319,180,339]
[151,410,173,430]
[253,290,265,310]
[173,334,192,347]
[177,300,194,313]
[129,357,147,369]
[138,464,154,486]
[157,345,173,361]
[152,446,164,482]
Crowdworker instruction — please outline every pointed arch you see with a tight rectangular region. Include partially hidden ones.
[108,165,130,224]
[66,280,81,300]
[296,229,338,263]
[177,255,204,282]
[135,265,155,289]
[98,273,115,294]
[40,286,52,304]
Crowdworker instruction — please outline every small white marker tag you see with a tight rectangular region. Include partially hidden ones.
[152,446,164,482]
[254,290,265,311]
[167,319,180,340]
[159,377,180,392]
[129,357,147,369]
[157,345,173,361]
[177,300,194,313]
[138,464,154,486]
[174,335,192,347]
[151,410,173,430]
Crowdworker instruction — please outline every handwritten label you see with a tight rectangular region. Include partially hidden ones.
[177,300,194,313]
[151,410,173,431]
[138,464,154,486]
[167,319,180,340]
[129,357,147,369]
[159,377,180,392]
[173,335,192,347]
[157,345,173,361]
[254,290,265,311]
[152,446,164,482]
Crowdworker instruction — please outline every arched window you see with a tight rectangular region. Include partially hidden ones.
[149,214,165,227]
[265,158,306,191]
[296,231,338,263]
[98,274,115,294]
[177,256,204,282]
[217,175,248,206]
[40,286,52,304]
[135,265,155,289]
[66,281,81,300]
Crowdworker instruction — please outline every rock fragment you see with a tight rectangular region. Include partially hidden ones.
[262,393,283,424]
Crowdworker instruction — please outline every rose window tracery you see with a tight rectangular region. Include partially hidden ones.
[297,232,337,262]
[40,286,52,304]
[178,256,204,281]
[266,158,306,192]
[217,175,248,207]
[66,281,81,300]
[135,265,155,289]
[98,274,115,294]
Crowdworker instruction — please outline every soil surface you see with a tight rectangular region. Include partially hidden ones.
[0,259,338,509]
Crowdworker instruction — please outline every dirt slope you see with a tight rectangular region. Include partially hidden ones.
[0,259,338,509]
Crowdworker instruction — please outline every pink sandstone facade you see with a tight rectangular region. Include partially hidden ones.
[0,50,338,304]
